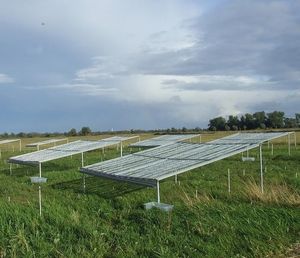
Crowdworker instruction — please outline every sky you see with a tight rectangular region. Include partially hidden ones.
[0,0,299,133]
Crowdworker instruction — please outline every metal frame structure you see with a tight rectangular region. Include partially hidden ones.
[129,134,201,147]
[8,136,139,177]
[99,136,140,156]
[81,132,294,203]
[26,138,69,150]
[0,139,22,158]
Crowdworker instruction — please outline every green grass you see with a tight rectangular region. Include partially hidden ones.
[0,137,299,257]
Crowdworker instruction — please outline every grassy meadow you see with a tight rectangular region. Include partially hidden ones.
[0,132,299,257]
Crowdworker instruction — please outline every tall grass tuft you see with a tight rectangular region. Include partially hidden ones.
[244,180,300,206]
[178,187,214,207]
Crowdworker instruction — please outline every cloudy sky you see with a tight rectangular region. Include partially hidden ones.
[0,0,299,133]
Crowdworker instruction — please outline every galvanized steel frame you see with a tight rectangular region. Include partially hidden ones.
[8,136,139,177]
[80,132,294,190]
[26,138,69,150]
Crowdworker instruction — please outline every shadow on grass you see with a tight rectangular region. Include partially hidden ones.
[2,158,80,177]
[52,176,146,199]
[3,165,37,177]
[42,159,82,171]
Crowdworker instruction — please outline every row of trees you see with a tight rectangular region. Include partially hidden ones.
[0,126,204,138]
[1,111,299,138]
[0,127,94,138]
[208,111,300,131]
[67,127,92,136]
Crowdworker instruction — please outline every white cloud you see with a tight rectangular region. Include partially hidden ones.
[0,73,14,83]
[49,54,296,127]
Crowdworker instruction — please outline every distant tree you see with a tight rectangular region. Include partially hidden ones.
[68,128,77,136]
[284,118,297,128]
[182,127,187,132]
[267,111,285,128]
[227,115,240,130]
[17,132,26,138]
[253,111,266,129]
[259,123,266,130]
[232,125,239,131]
[171,127,177,133]
[208,116,226,130]
[295,113,300,127]
[80,127,91,136]
[240,115,247,130]
[224,124,230,131]
[244,113,255,129]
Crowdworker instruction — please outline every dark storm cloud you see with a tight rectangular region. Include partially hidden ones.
[137,0,300,91]
[0,0,299,132]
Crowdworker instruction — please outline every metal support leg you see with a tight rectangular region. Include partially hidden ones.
[288,134,291,156]
[83,174,86,193]
[259,144,264,194]
[271,144,274,156]
[39,162,42,178]
[39,186,42,217]
[227,169,231,193]
[81,152,84,167]
[175,174,178,183]
[19,140,22,152]
[157,181,160,203]
[120,142,123,157]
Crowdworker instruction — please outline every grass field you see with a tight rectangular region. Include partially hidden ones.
[0,132,299,257]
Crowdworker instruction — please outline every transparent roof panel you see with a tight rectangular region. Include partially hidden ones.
[209,132,290,144]
[26,138,68,147]
[9,136,138,165]
[100,136,139,142]
[0,139,20,145]
[81,142,251,186]
[130,134,200,147]
[81,132,290,187]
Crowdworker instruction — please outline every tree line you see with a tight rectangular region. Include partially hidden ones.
[0,127,94,138]
[0,126,203,138]
[208,111,300,131]
[1,111,299,138]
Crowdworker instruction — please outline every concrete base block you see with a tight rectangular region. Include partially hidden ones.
[144,202,174,212]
